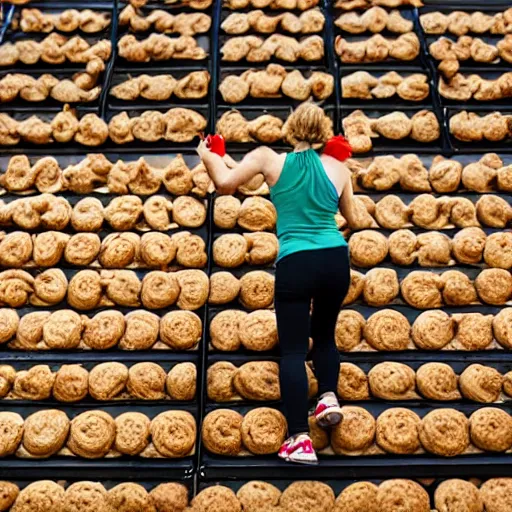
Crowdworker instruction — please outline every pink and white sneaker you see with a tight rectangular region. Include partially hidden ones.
[278,434,318,465]
[315,392,343,428]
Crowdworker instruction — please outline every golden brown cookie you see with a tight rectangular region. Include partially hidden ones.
[244,232,278,266]
[63,481,108,512]
[484,232,512,269]
[103,196,143,231]
[11,481,65,512]
[172,196,207,228]
[140,271,178,310]
[342,270,365,306]
[0,366,15,398]
[280,481,335,512]
[376,408,421,454]
[173,231,207,269]
[331,406,376,454]
[210,310,247,351]
[480,478,512,512]
[364,309,411,351]
[0,309,19,344]
[504,371,512,397]
[239,271,274,310]
[453,313,493,350]
[239,310,278,351]
[308,415,329,451]
[238,197,276,232]
[64,233,101,266]
[14,311,50,350]
[469,407,512,452]
[149,482,189,512]
[475,268,512,305]
[13,365,55,400]
[237,481,281,512]
[119,310,160,350]
[214,196,241,229]
[335,310,365,352]
[434,479,483,512]
[209,271,241,305]
[334,482,378,512]
[363,268,399,306]
[213,234,248,268]
[337,363,369,401]
[99,232,141,269]
[441,270,477,306]
[376,480,430,512]
[241,407,287,455]
[388,229,417,266]
[419,409,469,456]
[401,271,443,309]
[102,269,141,307]
[493,308,512,349]
[234,361,280,401]
[175,269,209,310]
[89,362,128,401]
[166,362,197,401]
[68,410,116,459]
[140,232,176,269]
[151,410,196,458]
[33,232,70,268]
[0,412,23,456]
[33,268,68,306]
[412,310,454,350]
[71,197,104,232]
[42,310,82,349]
[115,412,151,455]
[368,362,417,400]
[202,409,243,455]
[82,310,126,350]
[160,311,202,350]
[0,481,19,511]
[416,363,461,401]
[459,364,503,403]
[207,362,238,402]
[191,486,241,512]
[127,363,166,400]
[67,270,103,310]
[22,409,69,457]
[107,483,154,512]
[349,230,388,267]
[416,231,451,267]
[53,365,89,403]
[452,227,486,265]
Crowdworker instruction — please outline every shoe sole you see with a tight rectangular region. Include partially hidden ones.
[316,407,343,428]
[279,455,319,465]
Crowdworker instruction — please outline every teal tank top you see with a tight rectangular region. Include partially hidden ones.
[270,149,346,261]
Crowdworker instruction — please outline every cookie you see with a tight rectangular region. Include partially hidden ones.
[14,311,50,350]
[337,363,369,401]
[368,362,417,400]
[207,362,238,402]
[0,412,24,456]
[210,310,247,351]
[175,270,209,310]
[88,362,128,401]
[42,310,82,349]
[469,408,512,452]
[483,232,512,269]
[475,268,512,305]
[434,479,482,512]
[209,272,241,305]
[214,196,241,229]
[149,482,189,512]
[238,310,278,351]
[151,411,196,458]
[160,311,202,350]
[453,313,493,350]
[419,409,469,457]
[11,481,65,512]
[416,363,461,401]
[244,232,278,266]
[331,406,375,454]
[99,232,140,269]
[376,408,421,454]
[342,270,365,306]
[107,483,154,512]
[412,310,454,350]
[364,310,411,351]
[140,232,176,269]
[201,409,243,456]
[63,482,108,512]
[335,310,365,351]
[68,410,116,459]
[81,310,126,350]
[459,364,503,403]
[237,481,281,512]
[334,482,378,512]
[13,365,55,400]
[400,271,443,309]
[127,362,166,400]
[308,415,329,451]
[22,409,69,457]
[0,481,19,511]
[115,412,151,455]
[238,197,276,232]
[173,231,207,269]
[119,310,159,350]
[492,308,512,349]
[234,361,280,401]
[241,407,287,455]
[191,486,241,512]
[280,481,335,512]
[64,233,101,266]
[349,230,388,267]
[67,270,102,310]
[363,268,399,306]
[0,365,15,398]
[140,271,179,310]
[239,271,274,310]
[376,480,430,512]
[213,234,247,268]
[480,478,512,512]
[0,309,19,344]
[172,196,206,228]
[504,371,512,397]
[166,363,197,401]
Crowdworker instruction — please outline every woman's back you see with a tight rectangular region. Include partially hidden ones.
[270,149,346,261]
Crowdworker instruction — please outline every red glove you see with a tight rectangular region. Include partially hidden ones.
[323,135,352,161]
[205,134,226,157]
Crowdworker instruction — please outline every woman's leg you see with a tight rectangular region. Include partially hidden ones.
[275,254,312,437]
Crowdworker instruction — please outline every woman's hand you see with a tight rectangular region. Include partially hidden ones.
[196,139,210,160]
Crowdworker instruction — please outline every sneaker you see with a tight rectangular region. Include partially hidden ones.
[315,392,343,428]
[278,434,318,465]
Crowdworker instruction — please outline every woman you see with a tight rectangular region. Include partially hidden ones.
[197,103,358,465]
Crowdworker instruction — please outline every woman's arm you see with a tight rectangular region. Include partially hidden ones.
[197,142,273,195]
[339,164,359,229]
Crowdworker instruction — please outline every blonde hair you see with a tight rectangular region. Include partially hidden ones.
[282,102,334,148]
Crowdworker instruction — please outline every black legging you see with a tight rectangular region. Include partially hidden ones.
[275,246,350,436]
